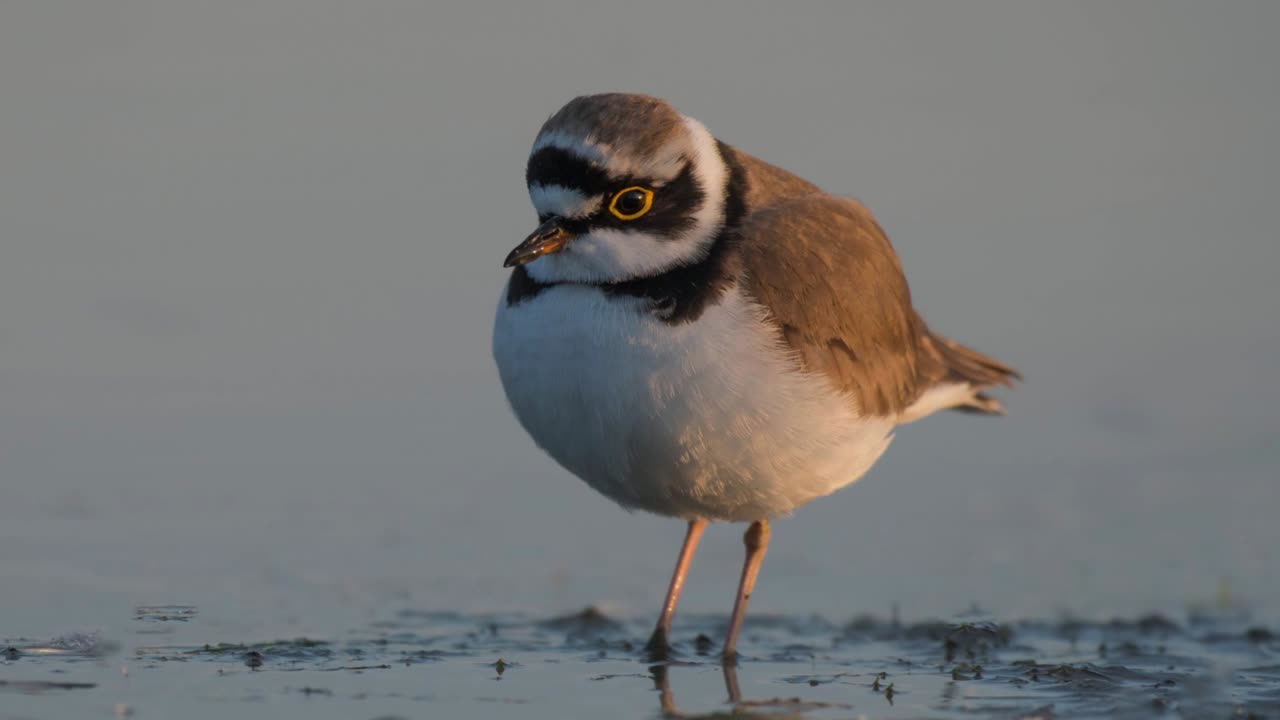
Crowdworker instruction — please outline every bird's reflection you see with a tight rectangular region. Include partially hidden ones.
[650,663,815,719]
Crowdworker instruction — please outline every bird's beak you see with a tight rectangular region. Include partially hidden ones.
[504,217,575,267]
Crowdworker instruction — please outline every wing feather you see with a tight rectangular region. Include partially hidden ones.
[738,194,1018,418]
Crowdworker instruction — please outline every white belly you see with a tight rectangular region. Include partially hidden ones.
[492,282,895,521]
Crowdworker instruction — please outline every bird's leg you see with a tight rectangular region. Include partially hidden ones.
[722,519,770,662]
[646,518,707,657]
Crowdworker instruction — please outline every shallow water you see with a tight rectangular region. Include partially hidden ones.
[4,603,1277,719]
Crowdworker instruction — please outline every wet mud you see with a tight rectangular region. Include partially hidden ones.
[3,606,1277,719]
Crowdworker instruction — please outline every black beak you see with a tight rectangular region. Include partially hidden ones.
[504,217,575,268]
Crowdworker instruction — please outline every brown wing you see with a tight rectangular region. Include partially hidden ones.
[739,194,1018,418]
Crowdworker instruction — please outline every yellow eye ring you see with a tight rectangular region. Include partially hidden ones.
[608,186,654,220]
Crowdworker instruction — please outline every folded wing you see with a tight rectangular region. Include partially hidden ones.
[737,194,1019,422]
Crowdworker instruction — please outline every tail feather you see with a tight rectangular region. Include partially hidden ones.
[930,333,1021,388]
[916,331,1021,418]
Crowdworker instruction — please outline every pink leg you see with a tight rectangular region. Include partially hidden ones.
[646,518,708,654]
[722,519,771,662]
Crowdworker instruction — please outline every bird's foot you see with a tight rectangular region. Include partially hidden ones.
[644,627,673,662]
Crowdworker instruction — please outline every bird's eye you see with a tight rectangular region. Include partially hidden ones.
[608,186,654,221]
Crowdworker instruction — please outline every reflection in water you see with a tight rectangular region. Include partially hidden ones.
[651,663,845,719]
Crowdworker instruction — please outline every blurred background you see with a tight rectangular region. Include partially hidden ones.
[2,2,1278,640]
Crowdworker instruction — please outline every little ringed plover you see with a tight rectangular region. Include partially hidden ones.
[492,93,1019,661]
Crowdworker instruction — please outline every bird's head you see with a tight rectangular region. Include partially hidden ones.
[505,94,731,284]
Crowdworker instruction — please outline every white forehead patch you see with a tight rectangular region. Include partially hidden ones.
[530,130,609,165]
[529,184,603,219]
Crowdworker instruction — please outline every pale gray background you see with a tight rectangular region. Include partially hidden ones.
[2,1,1278,639]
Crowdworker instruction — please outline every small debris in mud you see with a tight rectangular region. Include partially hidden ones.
[400,649,447,666]
[1245,626,1274,643]
[0,679,97,693]
[134,605,198,623]
[192,638,330,656]
[693,633,714,655]
[943,621,1007,661]
[4,632,116,658]
[1132,614,1181,635]
[951,662,983,680]
[540,606,623,634]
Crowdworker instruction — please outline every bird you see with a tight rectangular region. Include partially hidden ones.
[492,93,1019,662]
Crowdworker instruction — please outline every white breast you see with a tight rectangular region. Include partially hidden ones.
[491,281,895,522]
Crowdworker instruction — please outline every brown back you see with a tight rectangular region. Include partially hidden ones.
[738,193,933,417]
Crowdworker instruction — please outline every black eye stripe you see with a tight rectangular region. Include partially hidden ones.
[525,146,705,240]
[604,164,702,239]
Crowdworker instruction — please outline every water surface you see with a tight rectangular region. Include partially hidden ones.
[4,604,1277,719]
